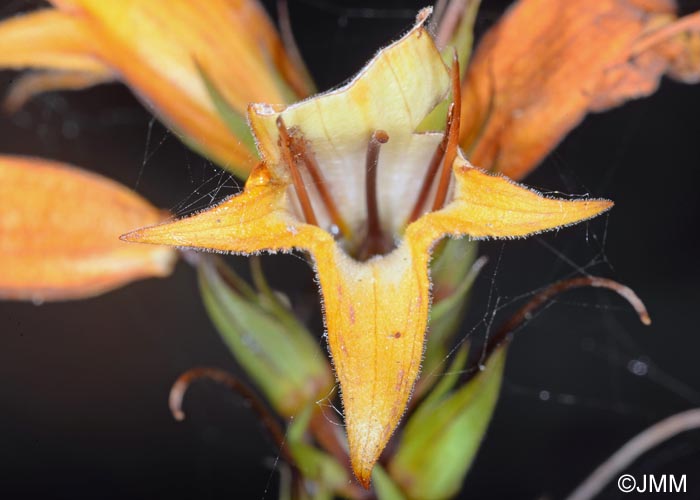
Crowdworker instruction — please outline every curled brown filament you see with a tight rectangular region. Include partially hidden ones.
[466,276,651,382]
[169,366,292,462]
[171,367,375,499]
[630,10,700,57]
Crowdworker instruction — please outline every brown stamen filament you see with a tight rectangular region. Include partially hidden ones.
[432,51,462,212]
[407,103,454,224]
[291,136,352,239]
[406,52,462,226]
[358,130,391,260]
[276,116,318,226]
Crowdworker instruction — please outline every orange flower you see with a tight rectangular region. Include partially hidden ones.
[0,156,176,301]
[123,15,612,486]
[460,0,700,180]
[0,0,313,177]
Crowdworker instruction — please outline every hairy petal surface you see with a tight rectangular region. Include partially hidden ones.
[407,156,613,247]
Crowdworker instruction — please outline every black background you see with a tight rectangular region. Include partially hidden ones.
[1,1,699,499]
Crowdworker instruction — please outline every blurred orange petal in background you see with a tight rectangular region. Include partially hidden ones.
[0,0,313,177]
[0,156,176,302]
[460,0,700,180]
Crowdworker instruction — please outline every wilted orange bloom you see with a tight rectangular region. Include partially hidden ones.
[0,0,312,177]
[123,16,612,487]
[0,156,176,301]
[460,0,700,180]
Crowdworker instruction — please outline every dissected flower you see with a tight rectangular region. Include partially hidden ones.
[0,0,313,177]
[0,156,175,301]
[123,14,612,486]
[460,0,700,180]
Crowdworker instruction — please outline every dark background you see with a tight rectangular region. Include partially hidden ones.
[1,1,699,498]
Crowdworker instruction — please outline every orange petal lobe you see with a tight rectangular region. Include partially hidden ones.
[407,157,613,248]
[122,160,611,487]
[314,243,431,487]
[122,167,333,253]
[63,0,286,174]
[0,156,176,301]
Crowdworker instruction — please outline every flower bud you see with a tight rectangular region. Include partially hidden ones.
[389,347,506,500]
[198,256,333,417]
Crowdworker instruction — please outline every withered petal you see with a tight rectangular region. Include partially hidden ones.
[460,0,700,180]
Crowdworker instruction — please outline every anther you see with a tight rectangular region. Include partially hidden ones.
[276,116,318,226]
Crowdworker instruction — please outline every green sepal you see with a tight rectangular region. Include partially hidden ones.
[417,239,481,398]
[198,256,333,417]
[373,464,407,500]
[285,405,349,500]
[417,99,450,135]
[420,342,470,406]
[389,346,506,500]
[195,61,259,157]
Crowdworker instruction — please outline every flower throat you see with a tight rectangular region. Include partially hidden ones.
[275,55,462,262]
